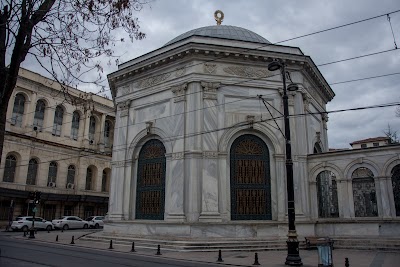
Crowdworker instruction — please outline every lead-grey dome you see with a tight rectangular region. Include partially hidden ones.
[164,25,270,46]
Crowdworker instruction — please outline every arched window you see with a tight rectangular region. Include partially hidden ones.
[85,167,93,190]
[391,164,400,216]
[67,165,75,185]
[33,100,45,131]
[230,134,271,220]
[3,155,17,182]
[102,169,109,192]
[26,159,38,185]
[352,167,378,217]
[70,112,80,140]
[47,161,57,186]
[104,120,111,147]
[11,94,25,127]
[52,106,64,136]
[136,139,166,220]
[89,116,96,142]
[317,170,339,218]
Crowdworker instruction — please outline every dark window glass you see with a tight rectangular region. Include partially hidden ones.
[67,165,75,185]
[86,168,93,190]
[3,155,17,182]
[52,106,64,136]
[391,165,400,216]
[33,100,45,130]
[12,94,25,127]
[101,170,108,192]
[104,120,111,147]
[89,116,96,141]
[26,159,38,185]
[47,161,57,185]
[71,112,80,140]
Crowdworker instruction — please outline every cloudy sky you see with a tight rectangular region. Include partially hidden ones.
[22,0,400,149]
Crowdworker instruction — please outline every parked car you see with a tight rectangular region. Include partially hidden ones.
[86,216,104,229]
[11,216,53,232]
[52,216,89,230]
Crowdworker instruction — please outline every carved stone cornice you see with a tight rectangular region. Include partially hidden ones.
[175,66,186,77]
[171,83,188,102]
[137,72,171,88]
[201,82,220,100]
[111,160,126,168]
[223,66,268,78]
[203,151,218,158]
[117,100,131,117]
[171,152,184,160]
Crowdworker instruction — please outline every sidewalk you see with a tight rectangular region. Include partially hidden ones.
[9,230,400,267]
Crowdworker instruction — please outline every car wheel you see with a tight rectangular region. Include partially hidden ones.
[46,225,52,231]
[22,225,29,232]
[83,224,88,229]
[94,223,99,229]
[63,224,69,230]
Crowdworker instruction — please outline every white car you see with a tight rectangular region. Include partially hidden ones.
[86,216,104,229]
[11,216,53,232]
[52,216,89,230]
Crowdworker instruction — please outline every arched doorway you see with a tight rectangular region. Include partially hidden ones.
[135,139,166,220]
[230,134,271,220]
[391,164,400,216]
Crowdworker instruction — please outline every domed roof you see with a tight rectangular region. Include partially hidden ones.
[164,25,271,47]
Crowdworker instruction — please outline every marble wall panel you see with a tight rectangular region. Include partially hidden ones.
[135,101,170,124]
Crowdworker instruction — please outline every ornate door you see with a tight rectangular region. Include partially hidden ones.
[230,134,271,220]
[392,165,400,216]
[135,139,166,220]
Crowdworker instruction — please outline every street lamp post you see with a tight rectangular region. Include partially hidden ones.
[268,61,303,266]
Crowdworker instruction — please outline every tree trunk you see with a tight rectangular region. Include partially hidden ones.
[0,96,9,167]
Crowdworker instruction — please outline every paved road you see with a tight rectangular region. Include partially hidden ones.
[0,233,226,267]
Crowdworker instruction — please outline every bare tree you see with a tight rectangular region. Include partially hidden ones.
[0,0,148,165]
[384,124,399,144]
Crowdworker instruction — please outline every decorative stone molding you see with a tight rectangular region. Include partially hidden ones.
[171,152,184,160]
[119,85,134,96]
[145,121,153,135]
[118,100,131,117]
[111,160,126,168]
[175,66,186,77]
[302,92,311,111]
[201,82,220,100]
[246,115,255,128]
[223,66,268,78]
[203,151,218,158]
[137,73,171,88]
[171,83,188,102]
[204,63,217,74]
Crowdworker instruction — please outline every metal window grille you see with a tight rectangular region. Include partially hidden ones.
[317,171,339,218]
[391,165,400,216]
[352,168,378,217]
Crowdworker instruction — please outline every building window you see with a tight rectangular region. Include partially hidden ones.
[52,105,64,136]
[85,167,93,190]
[89,116,96,142]
[136,139,166,220]
[313,143,322,154]
[71,111,80,140]
[84,206,94,219]
[392,164,400,216]
[66,165,75,186]
[3,155,17,182]
[373,142,379,147]
[361,144,367,148]
[230,134,272,220]
[33,100,45,131]
[26,159,38,185]
[11,94,25,127]
[352,167,378,217]
[317,170,339,218]
[104,120,111,147]
[102,169,109,192]
[64,206,73,216]
[47,161,57,186]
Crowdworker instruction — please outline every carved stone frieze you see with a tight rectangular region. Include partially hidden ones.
[201,82,220,100]
[118,100,131,117]
[204,63,217,74]
[119,85,135,96]
[223,66,268,78]
[203,151,218,158]
[137,73,171,88]
[171,152,184,160]
[171,83,188,102]
[111,160,126,167]
[175,66,186,77]
[302,92,311,111]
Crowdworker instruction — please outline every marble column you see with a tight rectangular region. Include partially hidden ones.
[275,154,286,221]
[199,82,221,222]
[164,83,186,222]
[108,101,130,220]
[377,176,392,218]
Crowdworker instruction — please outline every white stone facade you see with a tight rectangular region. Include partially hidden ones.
[0,69,115,223]
[106,26,400,239]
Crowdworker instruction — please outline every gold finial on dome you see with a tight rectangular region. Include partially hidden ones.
[214,10,224,25]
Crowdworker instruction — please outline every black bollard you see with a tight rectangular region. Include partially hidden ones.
[109,240,114,249]
[131,242,136,252]
[217,249,223,262]
[345,257,349,267]
[56,235,58,242]
[156,245,162,255]
[253,252,260,265]
[70,236,75,244]
[23,231,26,237]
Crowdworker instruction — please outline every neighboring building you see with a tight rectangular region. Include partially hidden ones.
[0,68,115,225]
[350,137,391,149]
[105,13,400,239]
